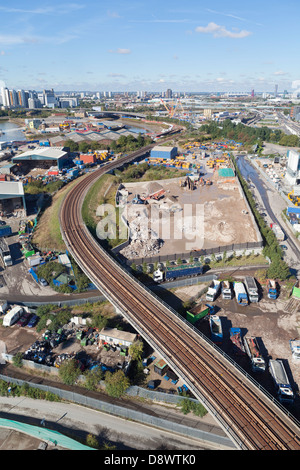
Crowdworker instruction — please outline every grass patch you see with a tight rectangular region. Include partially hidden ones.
[32,174,88,251]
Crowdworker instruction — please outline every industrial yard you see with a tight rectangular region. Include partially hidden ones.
[119,156,261,260]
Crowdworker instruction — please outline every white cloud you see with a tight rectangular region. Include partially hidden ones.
[0,4,84,15]
[195,22,252,38]
[274,70,288,76]
[108,48,131,54]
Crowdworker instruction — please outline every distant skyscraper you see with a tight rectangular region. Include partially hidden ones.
[1,87,10,107]
[251,89,254,98]
[275,84,278,97]
[166,88,172,98]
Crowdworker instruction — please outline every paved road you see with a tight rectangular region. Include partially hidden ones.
[0,396,233,451]
[236,155,300,274]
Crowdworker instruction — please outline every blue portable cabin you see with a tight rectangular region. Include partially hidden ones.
[150,145,178,160]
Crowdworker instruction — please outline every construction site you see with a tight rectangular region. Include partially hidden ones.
[116,146,262,261]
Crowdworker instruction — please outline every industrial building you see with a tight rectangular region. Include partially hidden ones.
[0,181,26,215]
[285,150,300,187]
[12,147,70,172]
[150,145,177,160]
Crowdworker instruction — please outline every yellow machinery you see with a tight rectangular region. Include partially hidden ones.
[288,191,300,206]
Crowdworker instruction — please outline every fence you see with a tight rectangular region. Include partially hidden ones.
[0,372,234,449]
[118,241,264,267]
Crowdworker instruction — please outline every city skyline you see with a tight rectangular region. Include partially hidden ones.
[0,0,299,93]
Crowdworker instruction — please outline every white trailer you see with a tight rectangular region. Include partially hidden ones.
[269,359,294,404]
[290,339,300,361]
[221,280,232,300]
[244,276,259,303]
[3,306,23,327]
[243,336,266,372]
[0,238,12,267]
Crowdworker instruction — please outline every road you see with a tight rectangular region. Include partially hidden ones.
[0,396,232,450]
[236,155,300,274]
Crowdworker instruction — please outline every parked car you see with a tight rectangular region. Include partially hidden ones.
[17,312,31,327]
[39,278,48,286]
[27,314,39,328]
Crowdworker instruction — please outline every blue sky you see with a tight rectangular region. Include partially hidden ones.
[0,0,299,93]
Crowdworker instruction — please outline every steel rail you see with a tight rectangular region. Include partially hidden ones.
[59,145,300,450]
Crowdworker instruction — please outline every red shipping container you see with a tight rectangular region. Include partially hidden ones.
[80,153,96,164]
[0,174,6,181]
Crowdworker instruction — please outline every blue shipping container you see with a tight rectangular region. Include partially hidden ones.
[0,225,12,237]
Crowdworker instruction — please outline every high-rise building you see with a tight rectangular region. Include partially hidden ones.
[17,90,28,108]
[274,84,278,97]
[43,89,58,108]
[1,87,10,107]
[166,88,172,98]
[9,89,19,107]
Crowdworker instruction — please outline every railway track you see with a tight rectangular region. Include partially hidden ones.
[60,144,300,450]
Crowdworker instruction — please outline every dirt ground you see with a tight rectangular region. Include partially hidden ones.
[120,166,259,259]
[166,281,300,420]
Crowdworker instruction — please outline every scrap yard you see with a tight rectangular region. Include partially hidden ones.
[118,142,262,261]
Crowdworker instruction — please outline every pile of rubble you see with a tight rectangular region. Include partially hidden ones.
[121,237,163,259]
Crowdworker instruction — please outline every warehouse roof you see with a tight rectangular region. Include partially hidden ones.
[12,147,68,162]
[151,145,176,152]
[0,181,24,197]
[99,327,137,343]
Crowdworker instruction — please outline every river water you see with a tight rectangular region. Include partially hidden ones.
[0,120,25,142]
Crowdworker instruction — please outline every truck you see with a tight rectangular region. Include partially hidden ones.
[3,306,24,327]
[289,339,300,361]
[269,359,294,404]
[244,276,259,303]
[267,279,278,299]
[205,280,221,302]
[243,336,266,372]
[153,262,203,283]
[233,282,248,306]
[0,238,12,266]
[270,223,285,241]
[221,280,232,300]
[230,328,246,355]
[209,315,223,344]
[186,303,210,325]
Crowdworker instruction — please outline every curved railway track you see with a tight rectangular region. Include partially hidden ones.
[60,144,300,450]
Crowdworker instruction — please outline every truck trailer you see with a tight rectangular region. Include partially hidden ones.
[233,282,248,306]
[153,262,203,283]
[230,328,246,355]
[221,280,232,300]
[267,279,278,300]
[0,238,12,267]
[206,280,221,302]
[243,336,266,372]
[269,359,294,404]
[290,339,300,361]
[244,276,259,303]
[209,315,223,344]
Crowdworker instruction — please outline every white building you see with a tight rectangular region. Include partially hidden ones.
[285,150,300,187]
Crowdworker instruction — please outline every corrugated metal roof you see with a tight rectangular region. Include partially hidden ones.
[0,181,24,196]
[13,147,68,161]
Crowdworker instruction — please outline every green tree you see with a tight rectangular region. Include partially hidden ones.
[58,358,81,385]
[128,340,144,361]
[104,370,130,398]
